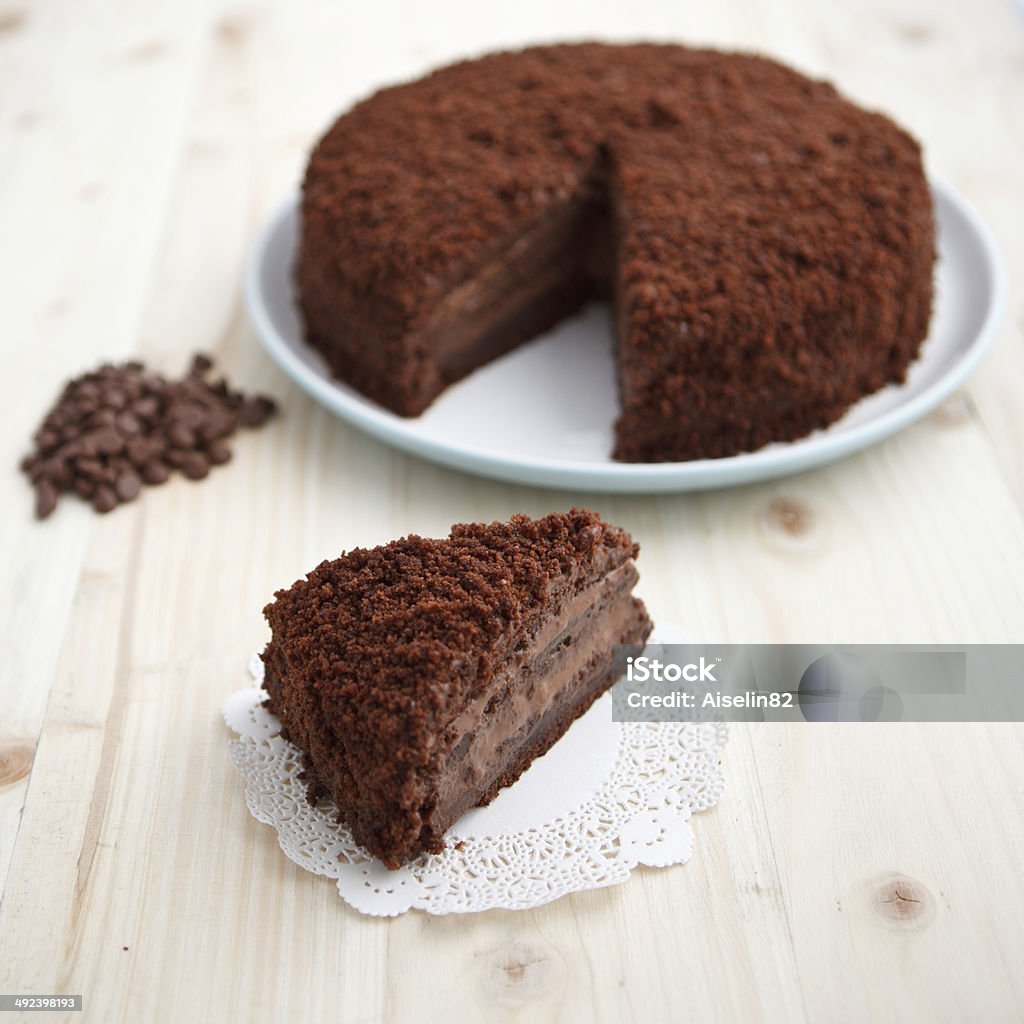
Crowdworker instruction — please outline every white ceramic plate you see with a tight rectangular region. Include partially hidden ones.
[245,181,1004,493]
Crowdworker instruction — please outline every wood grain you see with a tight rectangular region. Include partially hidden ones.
[1,0,1022,1021]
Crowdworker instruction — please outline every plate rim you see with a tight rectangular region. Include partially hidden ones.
[245,179,1006,494]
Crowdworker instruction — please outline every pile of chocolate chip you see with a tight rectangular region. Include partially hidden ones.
[21,354,277,519]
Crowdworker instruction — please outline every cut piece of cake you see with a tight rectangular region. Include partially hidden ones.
[261,508,652,869]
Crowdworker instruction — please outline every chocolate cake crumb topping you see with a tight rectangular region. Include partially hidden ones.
[21,354,277,519]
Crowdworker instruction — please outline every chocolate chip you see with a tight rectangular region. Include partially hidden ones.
[115,471,141,502]
[239,396,277,428]
[92,485,118,513]
[88,408,117,429]
[92,427,124,455]
[142,461,170,485]
[35,480,58,519]
[125,438,153,466]
[133,396,159,420]
[35,429,59,453]
[196,422,218,445]
[167,423,195,449]
[115,411,141,436]
[47,458,73,488]
[206,441,231,465]
[74,434,98,458]
[180,452,209,480]
[173,405,205,429]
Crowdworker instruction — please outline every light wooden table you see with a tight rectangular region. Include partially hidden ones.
[2,0,1023,1021]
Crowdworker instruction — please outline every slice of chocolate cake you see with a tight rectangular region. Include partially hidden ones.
[261,508,652,869]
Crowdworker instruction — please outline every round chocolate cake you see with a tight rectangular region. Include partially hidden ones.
[298,43,935,462]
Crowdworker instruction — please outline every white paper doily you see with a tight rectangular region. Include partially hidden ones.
[223,629,727,916]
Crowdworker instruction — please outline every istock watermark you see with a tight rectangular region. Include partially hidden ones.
[611,644,1024,723]
[626,654,719,683]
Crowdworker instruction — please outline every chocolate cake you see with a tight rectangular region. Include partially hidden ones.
[297,43,935,462]
[261,508,651,868]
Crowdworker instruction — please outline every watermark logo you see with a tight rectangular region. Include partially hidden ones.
[612,644,1022,723]
[626,655,719,684]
